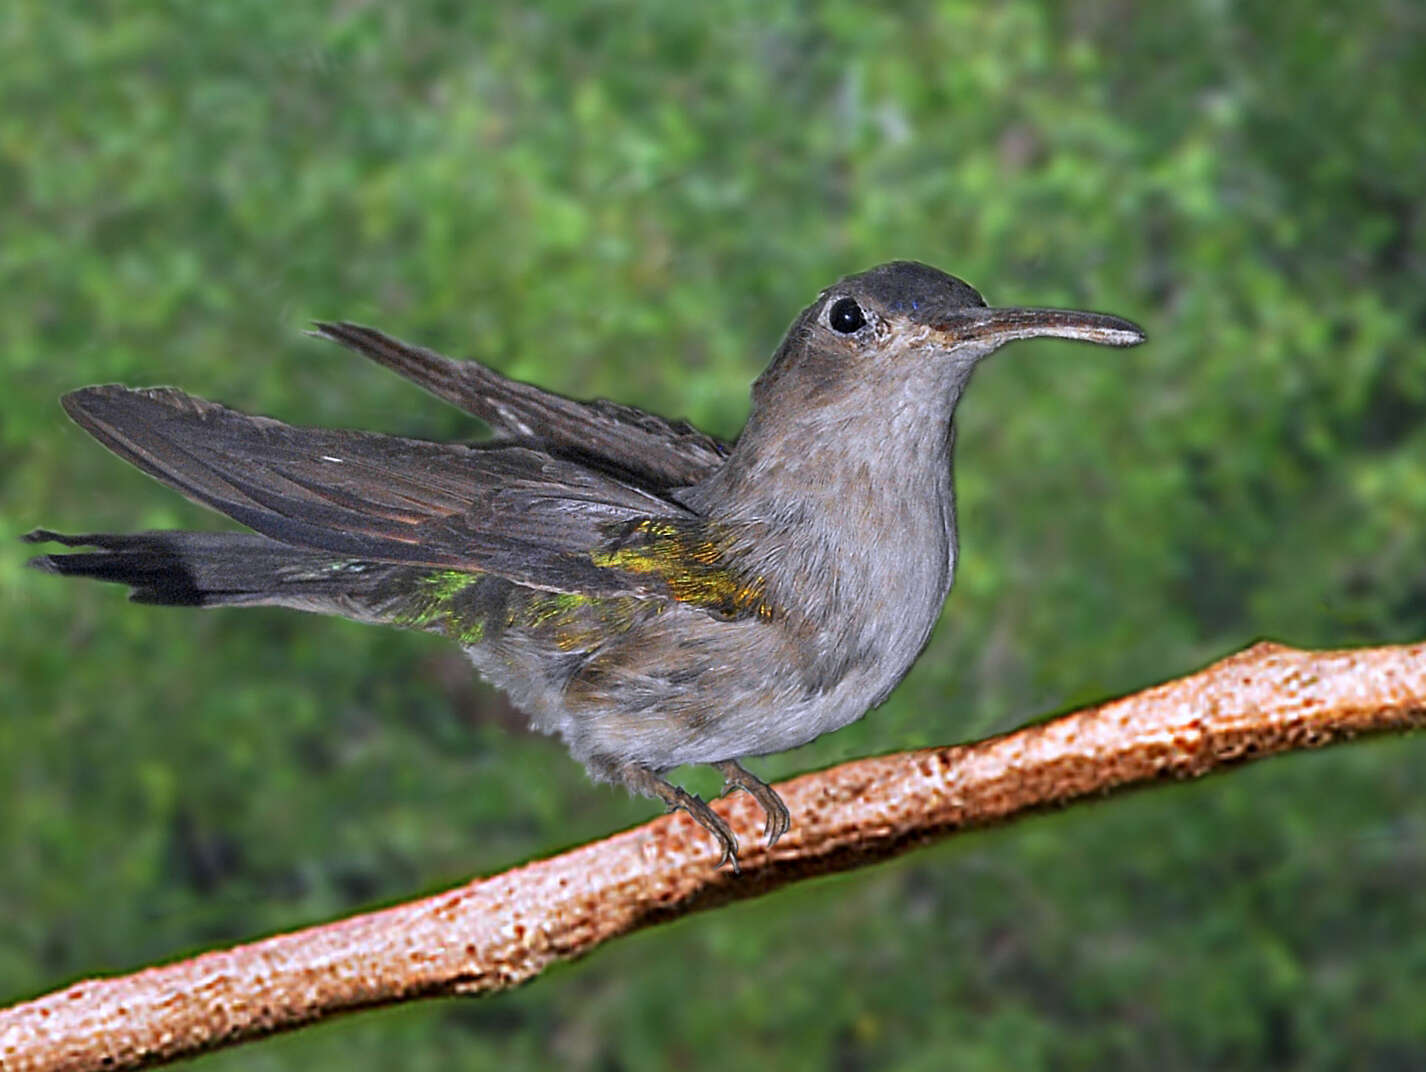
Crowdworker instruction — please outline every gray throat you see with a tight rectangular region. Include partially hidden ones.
[683,383,965,702]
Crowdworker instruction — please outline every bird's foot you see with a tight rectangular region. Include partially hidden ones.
[664,787,741,873]
[714,759,791,846]
[620,763,741,872]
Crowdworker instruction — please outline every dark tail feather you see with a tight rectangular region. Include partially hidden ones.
[23,529,382,609]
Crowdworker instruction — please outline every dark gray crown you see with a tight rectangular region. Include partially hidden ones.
[835,260,987,316]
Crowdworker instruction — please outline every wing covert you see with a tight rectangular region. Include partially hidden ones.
[310,321,731,490]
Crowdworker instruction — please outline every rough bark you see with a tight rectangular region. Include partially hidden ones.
[3,640,1424,1072]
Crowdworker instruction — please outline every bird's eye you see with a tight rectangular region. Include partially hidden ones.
[828,297,865,334]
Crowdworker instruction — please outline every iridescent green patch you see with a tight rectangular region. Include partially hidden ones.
[591,519,772,620]
[509,591,641,652]
[394,569,486,643]
[521,591,591,627]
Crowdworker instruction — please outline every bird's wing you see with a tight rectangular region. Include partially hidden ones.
[310,322,731,491]
[57,385,745,603]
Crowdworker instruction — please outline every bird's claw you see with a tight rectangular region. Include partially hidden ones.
[714,760,792,847]
[661,785,740,872]
[621,762,764,871]
[653,781,741,872]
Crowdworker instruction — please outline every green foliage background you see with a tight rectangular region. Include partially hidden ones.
[4,3,1425,1068]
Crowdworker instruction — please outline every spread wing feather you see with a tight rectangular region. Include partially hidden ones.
[310,321,730,490]
[59,385,697,598]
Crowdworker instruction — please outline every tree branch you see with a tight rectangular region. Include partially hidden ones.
[4,640,1424,1071]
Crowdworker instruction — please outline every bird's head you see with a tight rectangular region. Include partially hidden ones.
[687,261,1146,521]
[749,260,1144,417]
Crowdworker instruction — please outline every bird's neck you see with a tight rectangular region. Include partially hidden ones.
[692,376,965,540]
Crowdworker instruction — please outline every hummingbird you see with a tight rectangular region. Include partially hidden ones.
[26,261,1144,868]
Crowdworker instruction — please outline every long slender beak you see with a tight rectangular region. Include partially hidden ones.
[937,306,1146,348]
